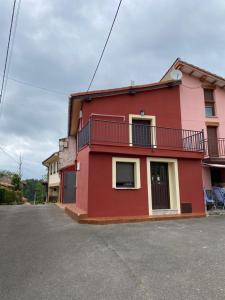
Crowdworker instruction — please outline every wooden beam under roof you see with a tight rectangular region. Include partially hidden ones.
[200,75,207,82]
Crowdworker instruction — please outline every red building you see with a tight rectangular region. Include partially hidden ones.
[65,79,206,223]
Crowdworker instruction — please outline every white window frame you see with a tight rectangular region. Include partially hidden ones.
[129,114,156,147]
[112,157,141,189]
[146,157,181,215]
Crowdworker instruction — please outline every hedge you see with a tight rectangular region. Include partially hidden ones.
[0,187,22,205]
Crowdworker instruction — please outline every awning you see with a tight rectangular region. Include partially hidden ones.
[202,163,225,168]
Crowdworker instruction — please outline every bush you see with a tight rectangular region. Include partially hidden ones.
[0,188,5,204]
[0,187,22,205]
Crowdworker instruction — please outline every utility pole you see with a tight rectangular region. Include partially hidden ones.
[34,189,37,205]
[18,153,22,179]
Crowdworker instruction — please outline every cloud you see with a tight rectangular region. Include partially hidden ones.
[0,0,225,178]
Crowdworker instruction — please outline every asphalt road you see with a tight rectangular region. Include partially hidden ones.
[0,205,225,300]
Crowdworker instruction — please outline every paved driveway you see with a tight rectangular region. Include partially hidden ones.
[0,205,225,300]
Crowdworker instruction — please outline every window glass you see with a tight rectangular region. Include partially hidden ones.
[204,89,214,102]
[204,88,215,116]
[116,162,135,188]
[205,103,215,117]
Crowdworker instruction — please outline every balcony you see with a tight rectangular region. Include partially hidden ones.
[78,119,205,155]
[204,139,225,160]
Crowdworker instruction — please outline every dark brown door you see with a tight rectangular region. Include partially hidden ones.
[207,126,219,157]
[64,171,76,203]
[132,119,152,147]
[151,162,170,209]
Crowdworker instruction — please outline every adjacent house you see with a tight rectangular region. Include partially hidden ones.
[58,137,76,203]
[42,152,60,202]
[161,58,225,190]
[0,176,15,190]
[66,79,205,222]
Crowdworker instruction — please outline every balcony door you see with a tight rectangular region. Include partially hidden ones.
[207,126,219,157]
[132,119,152,147]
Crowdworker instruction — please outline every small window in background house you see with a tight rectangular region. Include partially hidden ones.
[204,89,215,117]
[50,164,52,175]
[116,162,135,188]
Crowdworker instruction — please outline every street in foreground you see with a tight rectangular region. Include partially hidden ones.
[0,204,225,300]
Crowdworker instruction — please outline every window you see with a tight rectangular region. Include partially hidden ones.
[204,89,215,117]
[116,162,135,187]
[112,158,141,189]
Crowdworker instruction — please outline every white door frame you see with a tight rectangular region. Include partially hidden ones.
[146,157,181,215]
[129,114,156,146]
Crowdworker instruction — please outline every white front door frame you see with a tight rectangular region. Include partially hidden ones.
[146,157,181,215]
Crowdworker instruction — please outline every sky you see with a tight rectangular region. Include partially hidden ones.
[0,0,225,179]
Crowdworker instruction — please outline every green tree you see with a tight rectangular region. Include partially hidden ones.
[11,174,21,191]
[23,179,46,204]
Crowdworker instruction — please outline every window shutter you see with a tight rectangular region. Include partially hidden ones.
[204,89,214,102]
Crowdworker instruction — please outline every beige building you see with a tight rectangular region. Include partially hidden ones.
[42,152,60,202]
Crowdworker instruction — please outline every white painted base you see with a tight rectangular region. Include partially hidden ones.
[152,209,179,215]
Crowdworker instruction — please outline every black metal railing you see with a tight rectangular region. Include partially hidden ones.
[205,138,225,158]
[78,121,90,150]
[78,118,205,153]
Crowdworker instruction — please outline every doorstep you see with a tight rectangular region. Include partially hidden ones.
[79,213,206,225]
[56,203,206,224]
[152,209,179,215]
[56,203,87,221]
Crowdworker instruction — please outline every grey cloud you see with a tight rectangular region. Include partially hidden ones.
[1,0,225,178]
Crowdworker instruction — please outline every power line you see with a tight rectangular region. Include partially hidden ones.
[7,75,68,95]
[86,0,123,92]
[1,0,22,109]
[0,0,17,105]
[0,72,68,96]
[0,145,18,164]
[0,146,34,178]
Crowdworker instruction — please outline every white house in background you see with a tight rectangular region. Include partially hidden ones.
[42,152,60,202]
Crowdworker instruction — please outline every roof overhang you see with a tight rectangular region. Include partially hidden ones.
[68,80,181,136]
[161,58,225,89]
[42,152,59,167]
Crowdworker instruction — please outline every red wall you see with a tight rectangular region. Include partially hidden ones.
[83,152,205,217]
[88,153,149,217]
[178,159,205,213]
[75,86,205,217]
[76,147,89,212]
[82,86,181,129]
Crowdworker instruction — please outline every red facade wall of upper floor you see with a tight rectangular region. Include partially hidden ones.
[81,85,182,129]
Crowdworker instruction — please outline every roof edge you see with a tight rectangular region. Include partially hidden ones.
[161,58,225,83]
[42,152,59,166]
[70,79,181,101]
